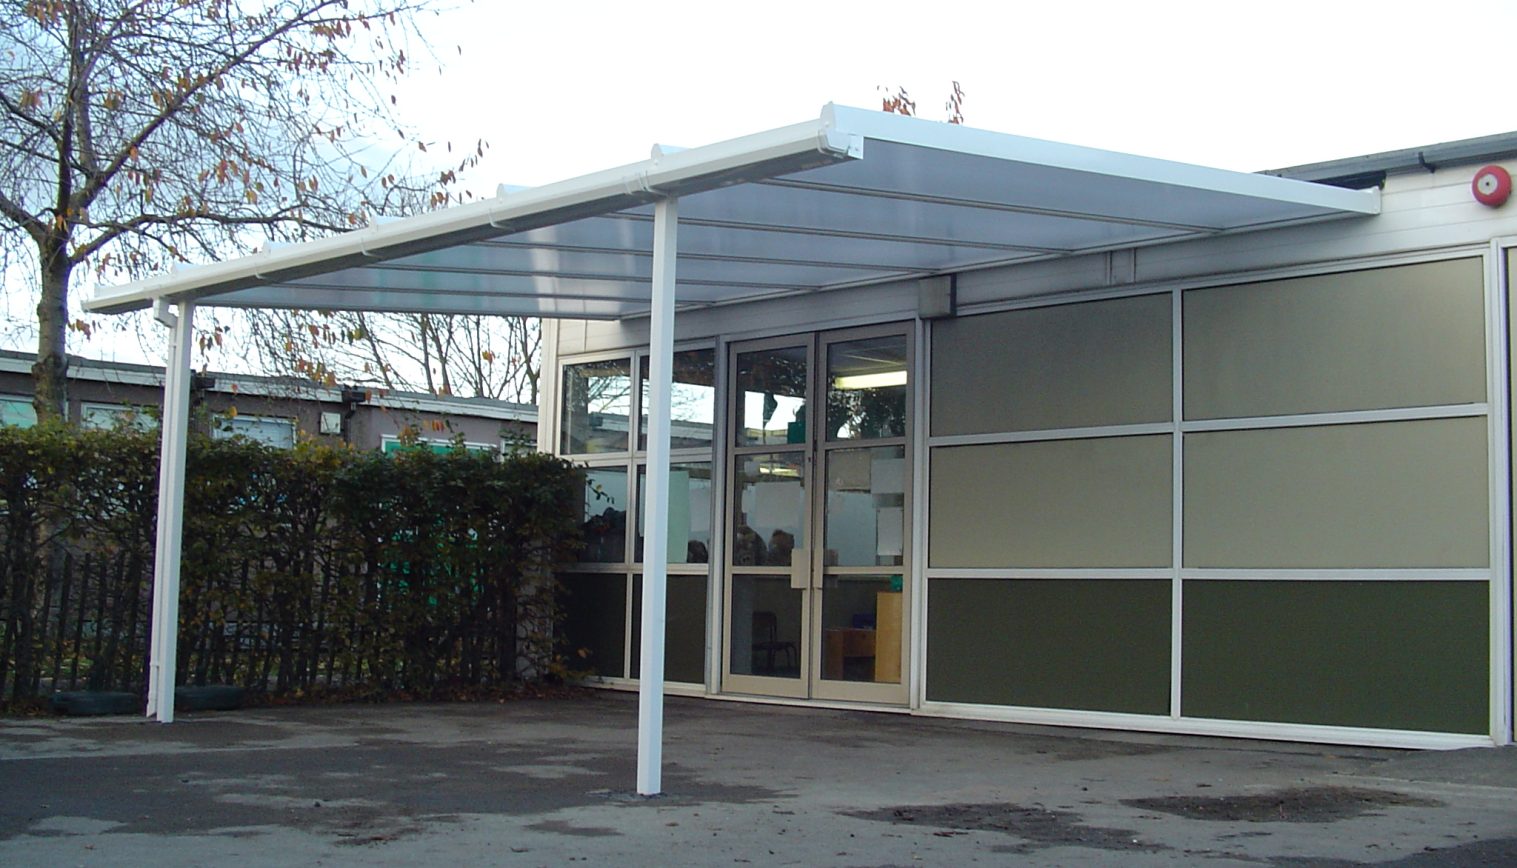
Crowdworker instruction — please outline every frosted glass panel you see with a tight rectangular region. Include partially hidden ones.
[732,453,805,567]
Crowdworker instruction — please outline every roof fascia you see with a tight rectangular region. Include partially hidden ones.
[823,105,1382,216]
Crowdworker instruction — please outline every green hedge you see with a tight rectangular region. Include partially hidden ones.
[0,423,581,707]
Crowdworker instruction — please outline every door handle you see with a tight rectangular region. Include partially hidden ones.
[790,546,810,590]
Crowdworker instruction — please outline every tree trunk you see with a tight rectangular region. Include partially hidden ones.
[32,245,70,423]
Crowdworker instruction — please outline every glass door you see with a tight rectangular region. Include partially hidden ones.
[722,325,911,705]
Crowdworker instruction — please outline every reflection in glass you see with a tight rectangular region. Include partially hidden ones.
[736,346,808,446]
[557,574,628,678]
[824,446,906,567]
[639,349,716,450]
[827,336,907,440]
[820,574,901,683]
[631,575,709,684]
[730,574,801,678]
[561,359,633,454]
[576,466,628,562]
[636,462,714,563]
[732,453,805,567]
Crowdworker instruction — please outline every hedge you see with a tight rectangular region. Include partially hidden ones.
[0,422,582,709]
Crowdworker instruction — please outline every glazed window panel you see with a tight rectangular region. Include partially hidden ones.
[735,346,808,447]
[731,453,806,567]
[1183,580,1488,733]
[826,335,908,441]
[561,358,633,454]
[1184,418,1489,569]
[631,574,709,685]
[1184,258,1486,420]
[929,436,1172,569]
[0,396,37,428]
[576,466,629,563]
[639,349,716,450]
[635,462,714,564]
[926,578,1170,715]
[824,446,907,568]
[930,294,1172,436]
[557,573,628,679]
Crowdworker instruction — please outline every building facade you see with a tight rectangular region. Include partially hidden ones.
[543,135,1517,750]
[0,350,536,449]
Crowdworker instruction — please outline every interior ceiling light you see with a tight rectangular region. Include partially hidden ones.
[833,370,907,391]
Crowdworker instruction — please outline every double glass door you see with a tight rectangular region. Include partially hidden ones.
[722,325,911,704]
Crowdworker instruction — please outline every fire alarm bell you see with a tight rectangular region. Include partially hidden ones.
[1473,165,1511,207]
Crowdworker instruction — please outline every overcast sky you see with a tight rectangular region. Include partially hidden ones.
[21,0,1517,370]
[394,0,1517,189]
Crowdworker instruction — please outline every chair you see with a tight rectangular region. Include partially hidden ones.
[751,610,798,675]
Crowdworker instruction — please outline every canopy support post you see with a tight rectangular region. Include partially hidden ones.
[637,196,678,796]
[146,299,195,723]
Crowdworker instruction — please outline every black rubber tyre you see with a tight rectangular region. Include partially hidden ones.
[50,691,140,716]
[173,684,246,712]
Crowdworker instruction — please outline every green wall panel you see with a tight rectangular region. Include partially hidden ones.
[926,579,1170,714]
[632,574,709,685]
[1184,258,1486,419]
[930,437,1172,568]
[1183,581,1488,734]
[931,293,1172,435]
[558,573,627,678]
[1185,418,1489,569]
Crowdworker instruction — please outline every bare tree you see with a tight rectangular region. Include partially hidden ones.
[0,0,482,421]
[233,307,541,404]
[878,82,967,123]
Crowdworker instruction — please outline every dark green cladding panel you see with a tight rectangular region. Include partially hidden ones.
[558,573,627,678]
[926,579,1170,714]
[1183,581,1488,734]
[632,575,709,685]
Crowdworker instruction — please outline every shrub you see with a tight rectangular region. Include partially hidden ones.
[0,424,580,708]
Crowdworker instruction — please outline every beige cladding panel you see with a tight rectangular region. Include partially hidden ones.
[929,436,1172,569]
[931,294,1172,436]
[1184,258,1486,420]
[1184,417,1489,569]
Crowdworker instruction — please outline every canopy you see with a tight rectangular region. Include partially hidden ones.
[81,104,1381,799]
[85,104,1379,318]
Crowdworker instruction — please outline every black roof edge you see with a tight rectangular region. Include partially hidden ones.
[1261,130,1517,189]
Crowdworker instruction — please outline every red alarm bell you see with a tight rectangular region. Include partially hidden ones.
[1472,165,1512,207]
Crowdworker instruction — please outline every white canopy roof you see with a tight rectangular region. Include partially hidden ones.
[84,104,1380,319]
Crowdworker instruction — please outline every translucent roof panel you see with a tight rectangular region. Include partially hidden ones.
[84,105,1380,319]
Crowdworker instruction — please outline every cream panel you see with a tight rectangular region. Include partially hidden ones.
[930,436,1172,568]
[931,294,1172,436]
[1185,258,1486,419]
[1185,418,1490,568]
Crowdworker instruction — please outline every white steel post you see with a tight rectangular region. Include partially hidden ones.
[637,196,678,796]
[146,300,195,723]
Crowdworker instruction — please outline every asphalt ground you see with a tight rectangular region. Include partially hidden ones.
[2,691,1515,866]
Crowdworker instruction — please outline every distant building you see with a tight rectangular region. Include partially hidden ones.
[0,350,536,451]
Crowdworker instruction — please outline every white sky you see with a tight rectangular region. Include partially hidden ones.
[14,0,1517,372]
[394,0,1517,189]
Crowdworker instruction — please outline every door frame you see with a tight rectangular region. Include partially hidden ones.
[719,323,915,705]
